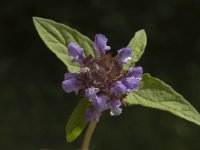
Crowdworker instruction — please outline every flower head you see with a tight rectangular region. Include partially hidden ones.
[62,34,143,122]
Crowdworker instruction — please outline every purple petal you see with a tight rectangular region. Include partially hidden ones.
[94,34,111,55]
[68,42,85,64]
[64,73,79,80]
[126,66,143,80]
[110,81,127,95]
[62,75,84,93]
[122,77,140,92]
[85,87,100,97]
[111,99,121,107]
[90,95,108,111]
[86,108,101,122]
[117,47,132,66]
[110,100,122,116]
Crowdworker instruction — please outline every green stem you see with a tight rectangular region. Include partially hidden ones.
[81,121,97,150]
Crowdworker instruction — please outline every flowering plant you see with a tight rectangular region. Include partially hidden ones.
[33,17,200,149]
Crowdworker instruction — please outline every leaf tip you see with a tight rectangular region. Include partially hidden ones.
[66,127,82,142]
[32,16,45,25]
[66,134,74,143]
[32,16,39,22]
[32,16,41,27]
[139,29,145,32]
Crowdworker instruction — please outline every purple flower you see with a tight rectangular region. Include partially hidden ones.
[109,99,122,116]
[85,87,100,98]
[86,108,101,122]
[122,77,140,92]
[117,47,132,66]
[64,73,79,80]
[62,73,84,93]
[94,34,111,55]
[62,33,143,122]
[68,42,85,64]
[86,95,108,121]
[126,66,143,80]
[110,81,127,95]
[89,95,108,111]
[122,66,143,92]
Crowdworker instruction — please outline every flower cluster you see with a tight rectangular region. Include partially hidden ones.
[62,34,143,122]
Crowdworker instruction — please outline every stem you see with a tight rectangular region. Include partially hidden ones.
[81,121,97,150]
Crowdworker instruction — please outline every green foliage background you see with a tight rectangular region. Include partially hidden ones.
[1,0,200,149]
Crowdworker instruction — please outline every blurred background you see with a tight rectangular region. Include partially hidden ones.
[1,0,200,149]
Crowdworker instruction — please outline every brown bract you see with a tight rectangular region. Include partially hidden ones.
[80,53,127,105]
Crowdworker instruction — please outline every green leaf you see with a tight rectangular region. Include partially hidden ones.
[128,29,147,63]
[125,73,200,126]
[66,99,90,142]
[123,29,147,71]
[33,17,96,73]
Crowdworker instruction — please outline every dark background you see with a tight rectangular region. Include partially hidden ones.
[1,0,200,149]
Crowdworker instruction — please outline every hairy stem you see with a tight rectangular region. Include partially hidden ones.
[81,121,97,150]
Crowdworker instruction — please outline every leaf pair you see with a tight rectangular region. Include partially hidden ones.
[33,17,200,142]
